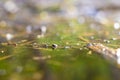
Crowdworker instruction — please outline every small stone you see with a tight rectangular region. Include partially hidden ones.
[21,40,27,43]
[112,38,117,40]
[86,43,93,47]
[37,34,44,38]
[103,39,110,43]
[90,36,94,40]
[79,48,83,50]
[106,40,110,43]
[88,51,92,55]
[64,46,70,49]
[52,44,58,49]
[42,44,49,48]
[32,43,39,48]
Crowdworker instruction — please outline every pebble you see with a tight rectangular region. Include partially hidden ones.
[52,44,58,49]
[103,39,110,43]
[64,46,70,49]
[112,38,117,40]
[90,36,94,40]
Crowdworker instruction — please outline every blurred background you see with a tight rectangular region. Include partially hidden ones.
[0,0,120,40]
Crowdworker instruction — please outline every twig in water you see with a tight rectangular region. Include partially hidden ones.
[0,55,13,61]
[86,43,120,67]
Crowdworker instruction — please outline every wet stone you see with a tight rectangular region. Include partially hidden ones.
[79,48,83,50]
[112,38,117,40]
[64,46,70,49]
[86,43,93,47]
[43,44,49,48]
[103,39,110,43]
[32,43,39,48]
[52,44,58,49]
[90,36,94,40]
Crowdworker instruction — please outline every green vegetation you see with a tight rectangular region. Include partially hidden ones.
[0,19,118,80]
[0,0,120,80]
